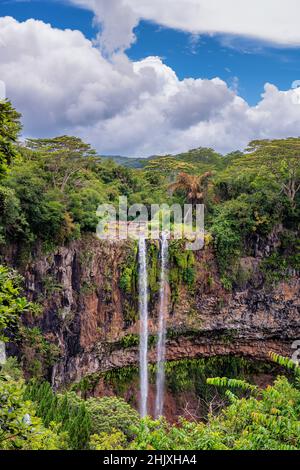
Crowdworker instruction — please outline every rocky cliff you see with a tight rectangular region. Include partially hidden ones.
[4,233,299,391]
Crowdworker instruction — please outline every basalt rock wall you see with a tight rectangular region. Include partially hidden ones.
[2,234,300,388]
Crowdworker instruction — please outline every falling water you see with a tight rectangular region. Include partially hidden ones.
[139,237,149,418]
[155,233,169,418]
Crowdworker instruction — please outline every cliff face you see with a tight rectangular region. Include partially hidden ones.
[6,234,300,388]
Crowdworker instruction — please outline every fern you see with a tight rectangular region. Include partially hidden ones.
[269,352,300,376]
[207,377,258,394]
[251,411,300,436]
[225,389,239,402]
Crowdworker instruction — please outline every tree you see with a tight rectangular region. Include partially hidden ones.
[0,376,67,450]
[90,430,127,450]
[174,147,224,170]
[0,185,28,244]
[25,136,98,192]
[85,396,139,438]
[0,100,22,177]
[65,403,91,450]
[145,156,195,177]
[244,138,300,208]
[25,384,92,449]
[168,171,212,207]
[0,265,33,342]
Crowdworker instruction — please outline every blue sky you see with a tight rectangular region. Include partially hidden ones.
[2,0,300,105]
[0,0,300,156]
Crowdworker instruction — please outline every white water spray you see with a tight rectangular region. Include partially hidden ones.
[138,237,149,418]
[155,233,169,418]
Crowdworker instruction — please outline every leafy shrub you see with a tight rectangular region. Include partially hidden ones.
[85,396,139,437]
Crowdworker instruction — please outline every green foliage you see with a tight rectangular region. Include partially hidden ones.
[0,185,28,244]
[0,102,298,291]
[102,366,139,396]
[119,242,139,323]
[0,265,33,342]
[169,241,196,303]
[2,354,300,451]
[90,430,127,450]
[85,396,139,437]
[25,381,139,448]
[210,191,285,288]
[269,352,300,376]
[119,242,138,294]
[0,356,23,381]
[19,326,60,378]
[128,356,300,450]
[118,334,139,349]
[0,100,22,177]
[147,241,160,296]
[246,138,300,208]
[206,377,258,394]
[0,376,67,450]
[260,232,300,285]
[25,382,91,449]
[156,356,272,410]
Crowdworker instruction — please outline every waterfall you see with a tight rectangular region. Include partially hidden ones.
[155,233,169,418]
[138,237,149,418]
[0,341,6,365]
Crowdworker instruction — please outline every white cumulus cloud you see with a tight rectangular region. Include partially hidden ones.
[69,0,300,53]
[0,16,300,156]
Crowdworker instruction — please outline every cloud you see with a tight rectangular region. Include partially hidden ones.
[69,0,139,53]
[69,0,300,53]
[0,16,300,156]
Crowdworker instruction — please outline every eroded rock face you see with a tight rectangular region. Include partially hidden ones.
[5,234,300,388]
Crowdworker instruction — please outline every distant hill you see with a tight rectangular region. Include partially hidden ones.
[100,148,240,171]
[100,155,150,168]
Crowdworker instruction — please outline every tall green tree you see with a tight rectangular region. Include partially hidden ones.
[0,100,22,177]
[244,138,300,208]
[25,136,98,192]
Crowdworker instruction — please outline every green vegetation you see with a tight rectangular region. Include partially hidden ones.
[127,354,300,450]
[24,381,91,449]
[0,263,52,378]
[0,100,21,177]
[18,326,60,378]
[0,264,36,342]
[1,353,298,450]
[169,240,196,303]
[70,356,277,414]
[119,242,139,324]
[0,373,67,450]
[0,101,299,287]
[85,396,139,437]
[119,242,138,295]
[129,374,300,450]
[0,101,300,451]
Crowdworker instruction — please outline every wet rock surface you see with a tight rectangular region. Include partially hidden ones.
[3,234,299,388]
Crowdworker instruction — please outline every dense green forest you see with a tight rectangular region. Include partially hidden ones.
[1,100,299,288]
[0,99,300,450]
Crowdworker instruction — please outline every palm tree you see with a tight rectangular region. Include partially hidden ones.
[168,171,212,207]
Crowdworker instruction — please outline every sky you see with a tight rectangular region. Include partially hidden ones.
[0,0,300,156]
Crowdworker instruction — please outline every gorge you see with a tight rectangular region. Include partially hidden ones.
[3,231,299,420]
